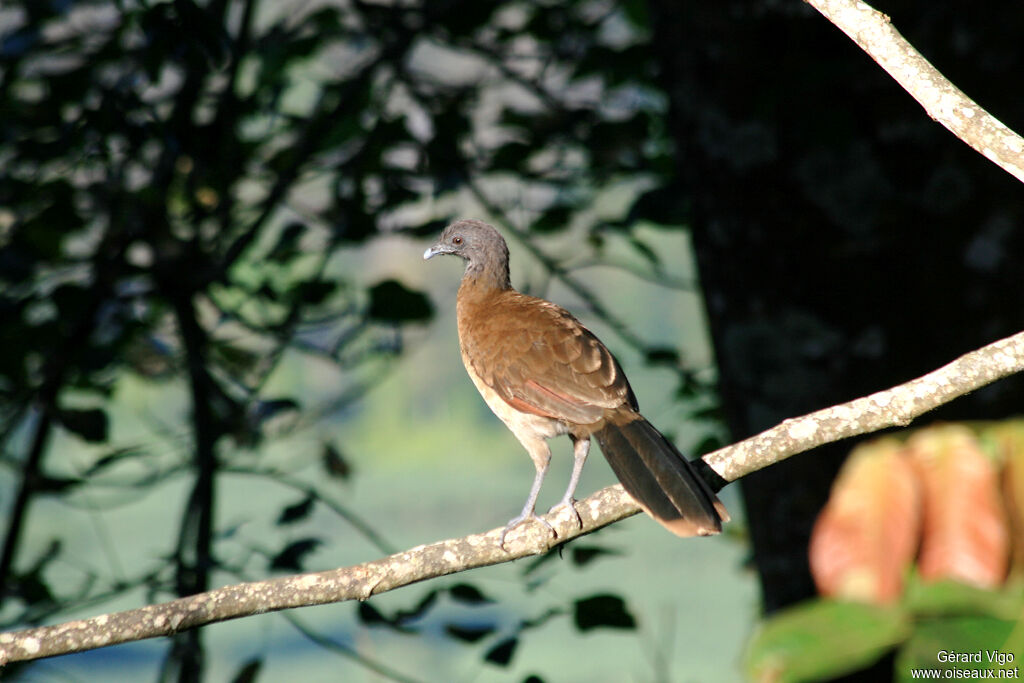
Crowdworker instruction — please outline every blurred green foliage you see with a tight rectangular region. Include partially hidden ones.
[746,577,1024,683]
[0,0,717,680]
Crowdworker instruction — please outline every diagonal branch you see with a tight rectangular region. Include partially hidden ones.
[703,330,1024,481]
[805,0,1024,184]
[1,329,1022,665]
[0,488,639,665]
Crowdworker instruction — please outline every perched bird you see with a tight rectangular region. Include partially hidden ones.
[424,219,728,546]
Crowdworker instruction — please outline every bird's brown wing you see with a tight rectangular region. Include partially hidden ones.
[459,291,637,424]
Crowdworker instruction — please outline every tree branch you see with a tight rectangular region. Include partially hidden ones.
[0,330,1022,665]
[703,330,1024,481]
[805,0,1024,184]
[0,488,640,665]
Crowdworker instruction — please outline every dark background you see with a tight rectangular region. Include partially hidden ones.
[1,0,1021,680]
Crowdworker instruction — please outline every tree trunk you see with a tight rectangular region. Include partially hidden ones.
[648,0,1024,613]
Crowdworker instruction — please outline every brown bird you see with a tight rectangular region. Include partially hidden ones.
[424,219,728,546]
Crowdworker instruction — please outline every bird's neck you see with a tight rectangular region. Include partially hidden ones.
[459,258,511,297]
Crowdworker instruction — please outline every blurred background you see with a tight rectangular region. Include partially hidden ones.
[0,0,1022,681]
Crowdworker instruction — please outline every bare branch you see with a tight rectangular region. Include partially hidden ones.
[1,330,1022,665]
[705,330,1024,480]
[806,0,1024,184]
[0,489,639,665]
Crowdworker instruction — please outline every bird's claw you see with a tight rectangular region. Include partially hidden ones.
[499,512,556,550]
[548,498,583,530]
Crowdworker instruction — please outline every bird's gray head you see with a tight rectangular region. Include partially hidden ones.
[423,219,511,288]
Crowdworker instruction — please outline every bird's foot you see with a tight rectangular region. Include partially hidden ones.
[547,498,583,530]
[499,512,556,550]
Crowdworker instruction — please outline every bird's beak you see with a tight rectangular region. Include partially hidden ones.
[423,243,449,260]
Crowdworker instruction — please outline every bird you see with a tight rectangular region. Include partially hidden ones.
[424,219,728,546]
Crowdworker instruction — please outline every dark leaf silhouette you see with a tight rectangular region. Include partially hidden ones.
[395,589,440,624]
[357,589,439,632]
[572,594,636,631]
[484,637,518,667]
[644,347,679,365]
[321,442,352,480]
[230,658,263,683]
[444,622,497,642]
[276,496,315,526]
[367,280,433,323]
[570,545,623,567]
[269,538,322,572]
[357,602,389,627]
[449,583,493,605]
[56,408,108,443]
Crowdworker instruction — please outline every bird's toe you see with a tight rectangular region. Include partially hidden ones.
[547,499,583,529]
[499,512,556,550]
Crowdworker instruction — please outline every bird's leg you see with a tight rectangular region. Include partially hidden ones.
[548,436,588,529]
[501,438,556,548]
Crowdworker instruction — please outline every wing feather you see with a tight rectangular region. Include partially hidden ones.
[458,291,636,424]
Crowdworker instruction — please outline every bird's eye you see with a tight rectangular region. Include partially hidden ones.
[452,236,463,246]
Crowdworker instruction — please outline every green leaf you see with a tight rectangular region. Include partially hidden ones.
[367,280,433,323]
[56,408,108,443]
[745,600,908,683]
[895,616,1017,681]
[904,576,1024,621]
[573,594,636,632]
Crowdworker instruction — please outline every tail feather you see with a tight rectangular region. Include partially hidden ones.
[594,415,728,537]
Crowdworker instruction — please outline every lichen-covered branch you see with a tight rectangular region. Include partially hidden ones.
[704,330,1024,480]
[805,0,1024,184]
[1,330,1023,665]
[0,488,640,665]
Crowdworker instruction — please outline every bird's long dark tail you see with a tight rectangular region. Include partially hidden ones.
[594,413,729,536]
